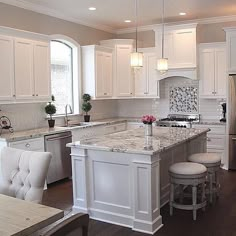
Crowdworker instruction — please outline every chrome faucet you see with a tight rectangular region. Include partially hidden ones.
[65,104,72,127]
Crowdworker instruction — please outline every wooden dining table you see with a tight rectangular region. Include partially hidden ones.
[0,194,64,236]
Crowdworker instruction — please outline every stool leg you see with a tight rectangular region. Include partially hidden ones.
[170,183,174,216]
[201,182,206,211]
[179,184,184,204]
[215,171,220,199]
[192,186,197,220]
[209,173,213,204]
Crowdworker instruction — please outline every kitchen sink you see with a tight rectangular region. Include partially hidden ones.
[59,122,103,128]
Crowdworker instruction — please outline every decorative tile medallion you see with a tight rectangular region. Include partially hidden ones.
[169,86,198,113]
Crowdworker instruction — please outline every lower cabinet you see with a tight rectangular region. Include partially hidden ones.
[192,124,226,166]
[8,137,44,151]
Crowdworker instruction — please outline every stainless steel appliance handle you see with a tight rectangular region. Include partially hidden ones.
[232,138,236,141]
[46,135,72,141]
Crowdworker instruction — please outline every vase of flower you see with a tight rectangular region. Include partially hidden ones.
[141,115,156,136]
[145,124,153,136]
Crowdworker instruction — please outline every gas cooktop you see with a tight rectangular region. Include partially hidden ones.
[156,114,200,128]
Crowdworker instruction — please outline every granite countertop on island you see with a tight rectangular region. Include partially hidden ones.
[67,126,209,155]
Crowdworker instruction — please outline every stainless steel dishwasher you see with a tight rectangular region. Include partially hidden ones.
[44,131,72,184]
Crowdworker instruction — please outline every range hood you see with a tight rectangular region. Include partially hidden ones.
[158,68,197,80]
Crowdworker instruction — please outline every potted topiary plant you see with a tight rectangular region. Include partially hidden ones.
[45,95,57,128]
[82,93,92,122]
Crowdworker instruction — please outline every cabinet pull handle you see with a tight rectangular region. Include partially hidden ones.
[25,143,30,148]
[32,94,35,96]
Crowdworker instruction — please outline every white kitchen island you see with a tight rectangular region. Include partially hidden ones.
[67,127,208,234]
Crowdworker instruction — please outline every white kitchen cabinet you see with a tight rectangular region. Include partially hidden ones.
[135,48,160,98]
[224,27,236,74]
[0,35,15,101]
[8,137,44,151]
[15,38,51,101]
[192,124,226,166]
[33,41,51,99]
[154,24,197,69]
[100,39,134,98]
[15,38,34,100]
[82,45,113,99]
[199,43,226,98]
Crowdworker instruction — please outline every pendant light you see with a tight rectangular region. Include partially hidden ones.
[157,0,168,74]
[130,0,143,68]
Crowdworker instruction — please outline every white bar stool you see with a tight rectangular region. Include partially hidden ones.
[169,162,207,220]
[188,153,221,203]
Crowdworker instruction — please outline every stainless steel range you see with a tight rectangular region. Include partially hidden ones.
[156,114,200,128]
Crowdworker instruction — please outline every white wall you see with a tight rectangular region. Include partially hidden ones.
[0,100,118,132]
[117,77,223,121]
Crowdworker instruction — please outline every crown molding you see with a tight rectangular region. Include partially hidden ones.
[115,15,236,35]
[0,0,116,34]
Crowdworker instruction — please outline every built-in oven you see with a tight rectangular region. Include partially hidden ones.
[44,131,72,184]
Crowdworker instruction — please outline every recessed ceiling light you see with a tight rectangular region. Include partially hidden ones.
[88,7,96,11]
[124,20,131,23]
[179,12,186,16]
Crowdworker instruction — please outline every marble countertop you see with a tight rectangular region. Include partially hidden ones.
[0,118,127,142]
[67,126,209,155]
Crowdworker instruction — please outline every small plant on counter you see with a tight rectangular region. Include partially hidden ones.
[45,95,57,128]
[141,115,156,125]
[82,93,92,122]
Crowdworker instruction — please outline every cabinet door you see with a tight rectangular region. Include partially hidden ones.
[199,48,215,97]
[174,29,196,68]
[146,54,159,97]
[227,32,236,73]
[134,66,146,97]
[0,35,15,101]
[15,38,34,99]
[102,52,113,97]
[163,32,175,68]
[34,41,51,100]
[215,47,226,97]
[95,51,104,97]
[115,45,133,97]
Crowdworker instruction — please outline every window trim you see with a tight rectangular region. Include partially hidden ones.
[50,34,82,115]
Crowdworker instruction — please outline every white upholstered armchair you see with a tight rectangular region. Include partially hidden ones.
[0,147,51,203]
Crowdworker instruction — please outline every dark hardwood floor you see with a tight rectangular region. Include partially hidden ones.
[42,170,236,236]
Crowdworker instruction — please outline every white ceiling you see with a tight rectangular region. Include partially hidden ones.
[1,0,236,33]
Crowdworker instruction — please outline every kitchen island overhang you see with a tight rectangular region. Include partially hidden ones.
[67,127,209,234]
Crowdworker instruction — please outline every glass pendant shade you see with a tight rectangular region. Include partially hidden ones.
[157,58,168,74]
[131,52,143,68]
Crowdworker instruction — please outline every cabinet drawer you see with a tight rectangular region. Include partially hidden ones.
[207,135,225,149]
[9,137,44,151]
[105,123,126,134]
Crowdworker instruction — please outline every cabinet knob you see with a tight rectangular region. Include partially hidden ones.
[104,93,107,95]
[13,94,16,97]
[36,94,38,96]
[25,143,30,148]
[32,94,35,96]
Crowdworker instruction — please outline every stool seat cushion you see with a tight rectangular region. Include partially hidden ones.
[188,153,221,164]
[169,162,207,175]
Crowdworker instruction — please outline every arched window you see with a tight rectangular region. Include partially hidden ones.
[50,36,81,115]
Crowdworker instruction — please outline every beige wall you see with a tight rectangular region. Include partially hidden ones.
[0,3,114,45]
[116,30,155,48]
[117,21,236,46]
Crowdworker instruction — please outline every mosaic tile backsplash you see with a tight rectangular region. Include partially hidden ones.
[169,86,198,113]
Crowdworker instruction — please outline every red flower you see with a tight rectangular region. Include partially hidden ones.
[141,115,156,124]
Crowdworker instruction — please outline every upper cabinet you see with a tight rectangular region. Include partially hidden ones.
[135,48,160,98]
[15,38,50,100]
[224,27,236,74]
[0,35,14,101]
[154,24,197,69]
[199,43,226,98]
[100,39,134,97]
[0,27,51,103]
[82,45,113,99]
